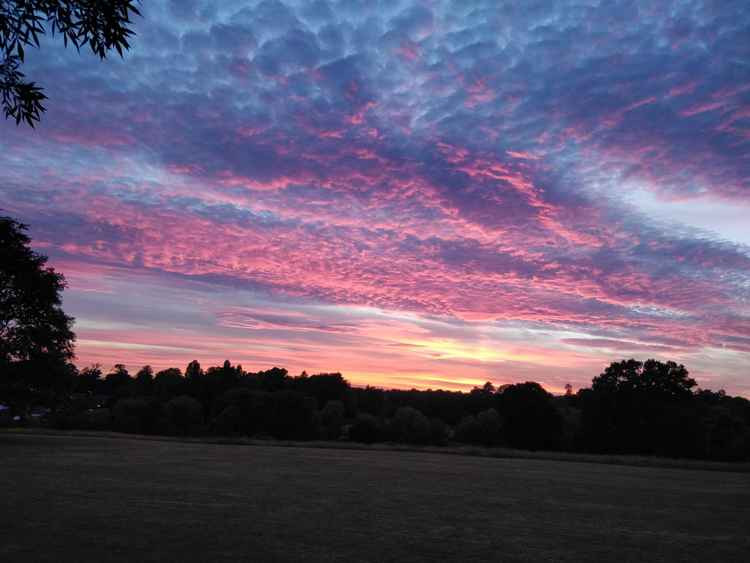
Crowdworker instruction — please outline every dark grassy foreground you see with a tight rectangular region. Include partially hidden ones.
[1,433,749,562]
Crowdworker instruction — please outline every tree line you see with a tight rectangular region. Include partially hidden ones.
[2,215,749,461]
[2,358,747,462]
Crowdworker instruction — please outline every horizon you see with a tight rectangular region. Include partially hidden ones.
[66,357,714,398]
[2,0,749,396]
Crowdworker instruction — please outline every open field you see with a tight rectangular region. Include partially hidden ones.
[1,432,749,562]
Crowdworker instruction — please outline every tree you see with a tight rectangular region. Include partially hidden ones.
[104,363,131,395]
[134,365,153,395]
[389,406,431,444]
[592,359,696,400]
[185,360,202,380]
[256,366,288,392]
[164,395,203,436]
[582,359,699,456]
[112,397,154,434]
[294,372,350,407]
[349,413,380,444]
[497,382,562,450]
[455,408,503,446]
[1,216,75,408]
[74,364,101,394]
[320,400,345,440]
[1,0,141,126]
[153,367,184,399]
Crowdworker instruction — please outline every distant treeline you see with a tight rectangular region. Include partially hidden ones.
[3,359,749,461]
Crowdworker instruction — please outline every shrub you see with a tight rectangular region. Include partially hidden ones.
[390,406,431,444]
[112,398,154,434]
[349,413,381,443]
[454,409,503,446]
[320,400,345,440]
[212,388,265,435]
[266,391,319,440]
[429,417,449,445]
[211,405,243,436]
[477,408,503,446]
[86,407,111,430]
[164,395,204,436]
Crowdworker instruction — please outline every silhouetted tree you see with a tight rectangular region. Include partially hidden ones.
[185,360,202,380]
[134,365,154,395]
[256,366,289,392]
[74,365,102,395]
[581,359,699,456]
[349,413,381,443]
[211,403,242,435]
[592,359,696,399]
[455,408,503,446]
[466,381,497,414]
[164,395,203,436]
[294,372,350,407]
[153,367,184,399]
[455,415,481,444]
[429,417,449,445]
[389,406,431,444]
[24,352,750,460]
[112,397,154,434]
[212,388,266,436]
[353,386,385,416]
[320,400,345,440]
[0,216,75,411]
[104,363,131,397]
[1,0,141,126]
[497,382,562,450]
[266,391,318,440]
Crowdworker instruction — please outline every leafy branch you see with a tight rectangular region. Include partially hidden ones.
[0,0,141,127]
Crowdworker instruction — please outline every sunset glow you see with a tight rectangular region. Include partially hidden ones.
[2,1,749,394]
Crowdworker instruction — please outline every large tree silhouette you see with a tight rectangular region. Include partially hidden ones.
[582,359,699,455]
[592,359,696,399]
[0,215,75,407]
[1,0,140,126]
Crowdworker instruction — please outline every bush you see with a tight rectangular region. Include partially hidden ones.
[212,388,264,435]
[86,407,111,430]
[389,406,431,444]
[454,409,503,446]
[320,400,345,440]
[112,398,155,434]
[455,415,480,444]
[429,417,449,445]
[476,408,503,446]
[164,395,204,435]
[211,405,243,436]
[266,391,319,440]
[349,413,381,443]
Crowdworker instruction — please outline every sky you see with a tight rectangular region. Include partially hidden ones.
[1,0,749,395]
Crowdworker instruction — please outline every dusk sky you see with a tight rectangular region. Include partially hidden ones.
[2,0,749,394]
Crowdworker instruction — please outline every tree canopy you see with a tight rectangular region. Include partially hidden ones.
[1,0,140,126]
[0,215,74,364]
[592,359,697,399]
[1,215,75,406]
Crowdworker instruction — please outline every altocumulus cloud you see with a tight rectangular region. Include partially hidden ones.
[1,0,749,393]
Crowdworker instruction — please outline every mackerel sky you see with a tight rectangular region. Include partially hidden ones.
[2,0,749,394]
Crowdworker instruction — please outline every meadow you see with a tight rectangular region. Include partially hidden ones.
[1,432,748,562]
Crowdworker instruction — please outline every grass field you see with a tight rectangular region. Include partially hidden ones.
[1,432,749,562]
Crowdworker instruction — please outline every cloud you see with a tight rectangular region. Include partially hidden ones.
[1,0,749,394]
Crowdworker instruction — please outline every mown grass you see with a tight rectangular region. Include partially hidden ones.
[1,431,749,562]
[5,427,750,472]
